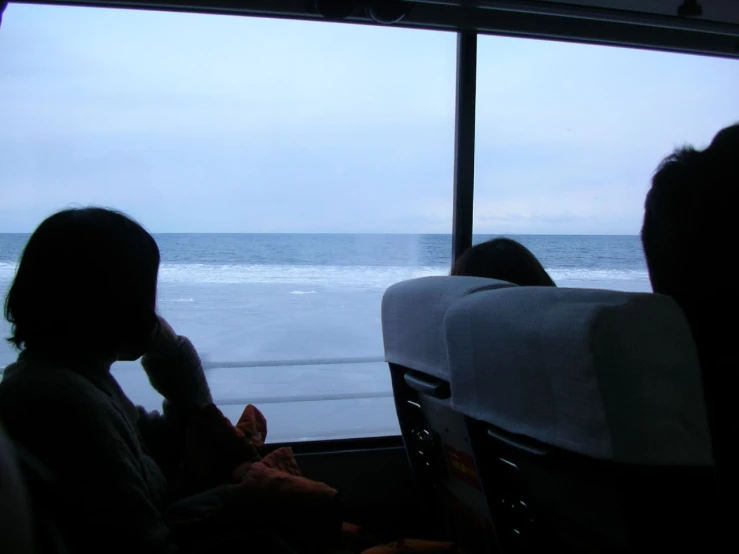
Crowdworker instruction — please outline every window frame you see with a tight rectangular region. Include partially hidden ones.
[17,1,739,58]
[5,0,738,443]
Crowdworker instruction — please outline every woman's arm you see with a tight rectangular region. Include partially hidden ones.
[137,318,213,481]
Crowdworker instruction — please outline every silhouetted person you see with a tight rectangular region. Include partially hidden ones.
[451,237,555,286]
[0,422,35,554]
[641,123,739,502]
[0,207,212,553]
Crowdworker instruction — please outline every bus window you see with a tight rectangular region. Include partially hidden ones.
[473,36,739,292]
[0,4,455,441]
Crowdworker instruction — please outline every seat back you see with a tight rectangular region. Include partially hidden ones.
[382,276,514,552]
[445,286,717,553]
[0,420,68,554]
[0,421,35,554]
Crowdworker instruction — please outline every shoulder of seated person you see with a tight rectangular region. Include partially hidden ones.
[0,357,132,431]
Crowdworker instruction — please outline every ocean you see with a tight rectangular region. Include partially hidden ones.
[0,233,649,442]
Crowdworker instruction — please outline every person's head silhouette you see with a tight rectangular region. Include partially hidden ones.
[5,207,161,363]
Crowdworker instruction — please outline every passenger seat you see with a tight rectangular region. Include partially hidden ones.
[0,421,37,554]
[445,286,717,553]
[382,276,515,552]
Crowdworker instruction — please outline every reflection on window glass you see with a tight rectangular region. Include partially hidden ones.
[474,36,739,292]
[0,5,456,440]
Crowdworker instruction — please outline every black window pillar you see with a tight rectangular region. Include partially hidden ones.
[451,31,477,267]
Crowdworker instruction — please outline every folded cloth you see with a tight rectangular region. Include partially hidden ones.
[166,403,342,552]
[362,540,457,554]
[167,403,457,554]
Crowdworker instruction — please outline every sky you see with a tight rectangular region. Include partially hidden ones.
[0,3,737,234]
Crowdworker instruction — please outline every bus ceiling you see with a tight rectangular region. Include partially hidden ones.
[11,0,739,59]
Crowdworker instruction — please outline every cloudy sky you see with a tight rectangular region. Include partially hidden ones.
[0,3,737,234]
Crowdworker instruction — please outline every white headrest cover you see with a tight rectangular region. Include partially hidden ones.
[382,276,514,381]
[445,287,712,466]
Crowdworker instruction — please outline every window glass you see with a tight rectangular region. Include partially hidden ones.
[0,4,456,441]
[474,36,739,291]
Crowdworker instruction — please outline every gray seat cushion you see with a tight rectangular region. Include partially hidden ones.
[445,286,712,466]
[382,276,514,381]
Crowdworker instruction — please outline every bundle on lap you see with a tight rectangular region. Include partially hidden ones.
[164,402,457,554]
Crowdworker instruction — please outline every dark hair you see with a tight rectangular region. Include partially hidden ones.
[451,237,555,286]
[641,123,738,302]
[4,207,160,357]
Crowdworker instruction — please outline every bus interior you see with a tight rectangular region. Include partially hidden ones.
[1,1,738,553]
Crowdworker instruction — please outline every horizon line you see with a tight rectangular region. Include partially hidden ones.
[0,231,640,236]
